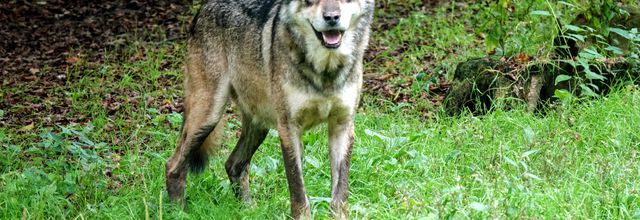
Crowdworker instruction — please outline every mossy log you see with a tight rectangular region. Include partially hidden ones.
[444,4,639,115]
[443,57,639,115]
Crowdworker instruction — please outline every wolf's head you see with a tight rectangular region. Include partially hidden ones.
[284,0,374,72]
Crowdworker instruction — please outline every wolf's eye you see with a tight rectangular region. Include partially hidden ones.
[305,0,313,6]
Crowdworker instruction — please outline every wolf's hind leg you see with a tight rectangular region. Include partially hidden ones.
[165,43,229,203]
[225,114,269,205]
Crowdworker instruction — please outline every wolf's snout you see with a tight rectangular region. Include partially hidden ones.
[323,11,340,26]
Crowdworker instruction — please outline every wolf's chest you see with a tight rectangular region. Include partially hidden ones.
[284,83,358,131]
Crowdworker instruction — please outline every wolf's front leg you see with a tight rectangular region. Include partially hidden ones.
[328,117,355,220]
[277,120,311,219]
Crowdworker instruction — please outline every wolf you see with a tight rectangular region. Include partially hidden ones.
[164,0,374,218]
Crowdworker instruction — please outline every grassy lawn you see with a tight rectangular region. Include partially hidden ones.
[1,1,639,219]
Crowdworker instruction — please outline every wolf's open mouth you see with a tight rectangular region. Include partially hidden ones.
[313,29,343,49]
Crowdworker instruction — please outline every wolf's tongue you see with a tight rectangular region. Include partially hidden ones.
[322,31,342,45]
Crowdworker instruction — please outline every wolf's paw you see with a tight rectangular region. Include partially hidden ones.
[241,196,257,209]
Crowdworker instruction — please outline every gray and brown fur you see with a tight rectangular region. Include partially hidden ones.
[165,0,374,219]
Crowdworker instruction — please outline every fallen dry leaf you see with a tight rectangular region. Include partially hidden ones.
[66,56,80,64]
[19,122,35,132]
[517,53,530,63]
[23,75,37,81]
[29,68,40,74]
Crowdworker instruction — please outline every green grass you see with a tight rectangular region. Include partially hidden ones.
[2,1,640,219]
[2,88,640,219]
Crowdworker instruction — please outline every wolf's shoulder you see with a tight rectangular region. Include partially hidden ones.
[196,0,281,28]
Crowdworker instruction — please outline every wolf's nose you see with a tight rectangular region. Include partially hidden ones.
[323,11,340,26]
